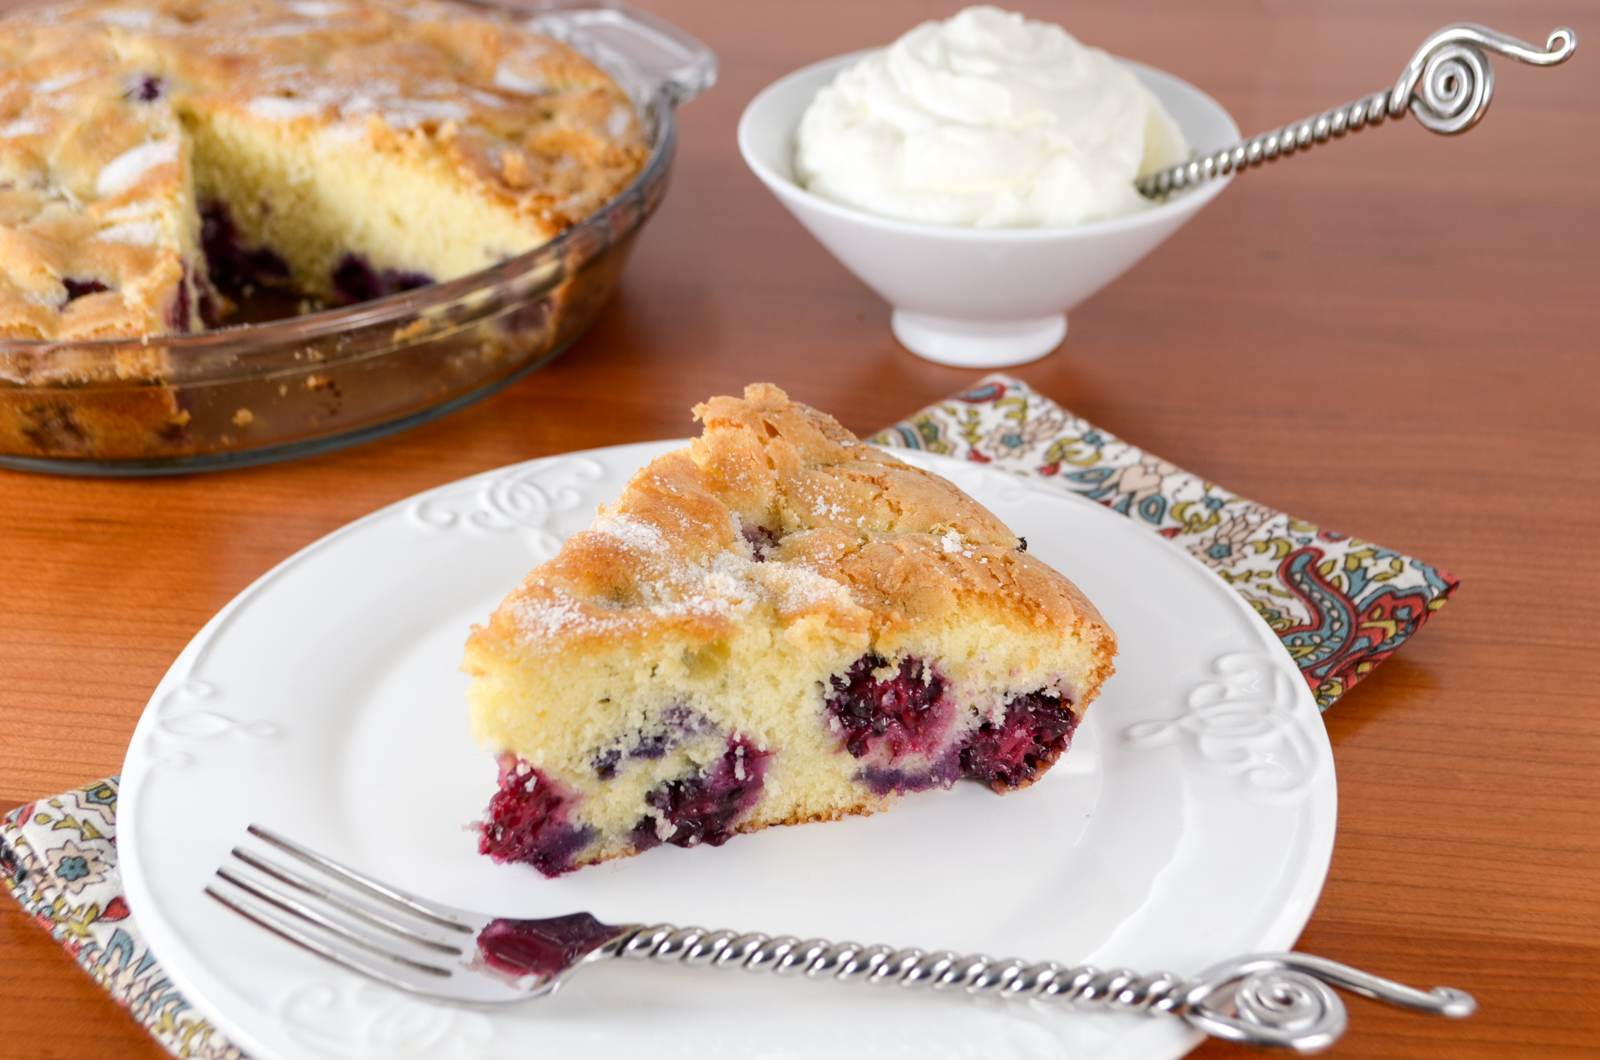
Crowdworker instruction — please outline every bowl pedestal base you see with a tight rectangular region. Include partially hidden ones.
[890,310,1067,368]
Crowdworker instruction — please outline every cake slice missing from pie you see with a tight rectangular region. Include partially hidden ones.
[462,384,1116,876]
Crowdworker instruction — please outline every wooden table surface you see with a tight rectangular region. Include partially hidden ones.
[3,1,1596,1056]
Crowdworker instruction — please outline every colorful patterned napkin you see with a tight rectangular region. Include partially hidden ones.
[2,778,242,1059]
[1,374,1458,1058]
[869,376,1458,708]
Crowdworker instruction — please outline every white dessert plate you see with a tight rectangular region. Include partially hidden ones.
[119,442,1335,1060]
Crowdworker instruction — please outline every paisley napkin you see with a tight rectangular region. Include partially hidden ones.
[1,373,1458,1058]
[869,375,1459,708]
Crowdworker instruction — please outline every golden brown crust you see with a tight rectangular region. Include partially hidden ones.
[470,383,1117,707]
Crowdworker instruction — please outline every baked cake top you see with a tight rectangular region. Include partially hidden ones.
[0,0,648,340]
[471,383,1114,681]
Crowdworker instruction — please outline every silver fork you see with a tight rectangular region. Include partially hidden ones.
[207,824,1476,1054]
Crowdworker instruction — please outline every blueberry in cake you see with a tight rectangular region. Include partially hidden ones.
[0,0,648,341]
[463,384,1117,876]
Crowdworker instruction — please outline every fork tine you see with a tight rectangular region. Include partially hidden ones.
[205,883,453,997]
[214,866,454,975]
[246,824,472,933]
[229,847,464,956]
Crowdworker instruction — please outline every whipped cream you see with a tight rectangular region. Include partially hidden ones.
[794,6,1188,227]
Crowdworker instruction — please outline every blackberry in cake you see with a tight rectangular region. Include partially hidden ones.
[0,0,647,340]
[463,385,1117,876]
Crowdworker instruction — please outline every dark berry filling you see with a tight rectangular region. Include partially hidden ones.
[499,293,552,337]
[592,705,712,779]
[478,756,594,877]
[196,283,222,328]
[859,751,962,796]
[19,401,89,453]
[741,522,781,561]
[591,748,622,779]
[825,654,949,759]
[162,263,194,332]
[959,690,1079,792]
[164,292,190,332]
[201,202,290,292]
[61,278,109,305]
[476,912,617,980]
[631,737,770,851]
[126,74,163,102]
[331,253,433,304]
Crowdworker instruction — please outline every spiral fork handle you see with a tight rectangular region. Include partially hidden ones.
[1137,23,1577,198]
[607,926,1475,1052]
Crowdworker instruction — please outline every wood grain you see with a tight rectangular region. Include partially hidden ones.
[2,0,1597,1056]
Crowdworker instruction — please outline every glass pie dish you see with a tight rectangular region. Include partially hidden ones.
[0,3,715,474]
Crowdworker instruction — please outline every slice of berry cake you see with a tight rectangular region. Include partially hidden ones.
[463,385,1116,876]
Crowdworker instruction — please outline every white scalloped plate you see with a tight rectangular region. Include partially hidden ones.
[119,443,1335,1060]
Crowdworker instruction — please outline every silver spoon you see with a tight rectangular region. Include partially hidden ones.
[1138,22,1577,198]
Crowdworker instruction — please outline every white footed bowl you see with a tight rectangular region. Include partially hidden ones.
[737,51,1240,368]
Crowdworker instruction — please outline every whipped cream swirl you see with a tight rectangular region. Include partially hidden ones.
[795,6,1189,227]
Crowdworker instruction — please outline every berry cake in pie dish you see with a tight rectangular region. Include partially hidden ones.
[0,0,674,466]
[0,0,646,338]
[463,385,1117,876]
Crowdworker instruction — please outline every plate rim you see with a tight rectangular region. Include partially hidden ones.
[119,440,1337,1060]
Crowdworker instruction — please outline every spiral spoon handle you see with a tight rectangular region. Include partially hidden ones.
[607,925,1475,1053]
[1137,22,1577,198]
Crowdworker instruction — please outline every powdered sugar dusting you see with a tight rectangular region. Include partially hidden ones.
[512,591,595,638]
[95,139,177,198]
[97,220,161,245]
[248,96,323,120]
[938,529,974,557]
[756,562,851,614]
[493,62,548,96]
[606,104,632,139]
[101,202,157,223]
[385,97,469,127]
[589,514,666,554]
[35,72,86,94]
[811,497,844,518]
[511,580,751,642]
[322,121,367,144]
[285,0,345,16]
[508,530,853,644]
[96,8,156,30]
[0,118,43,139]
